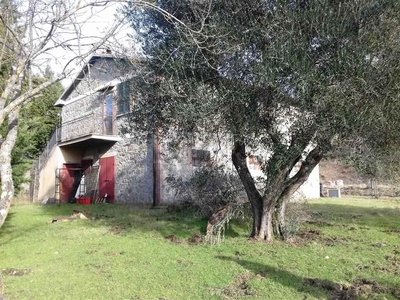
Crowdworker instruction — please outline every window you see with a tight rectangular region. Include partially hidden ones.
[248,155,261,170]
[104,93,114,135]
[105,93,113,116]
[117,81,131,115]
[191,149,211,167]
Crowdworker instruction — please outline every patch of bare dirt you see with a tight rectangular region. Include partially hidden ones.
[2,268,31,276]
[383,228,400,234]
[324,236,357,246]
[104,251,125,256]
[219,271,257,299]
[165,233,204,245]
[287,229,322,246]
[85,249,98,254]
[304,278,343,292]
[108,225,126,235]
[355,256,400,275]
[165,234,184,243]
[286,237,307,246]
[298,228,322,240]
[304,278,400,300]
[187,233,203,245]
[383,255,400,275]
[306,220,335,227]
[289,228,353,247]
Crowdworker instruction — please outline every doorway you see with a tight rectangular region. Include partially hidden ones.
[99,156,115,203]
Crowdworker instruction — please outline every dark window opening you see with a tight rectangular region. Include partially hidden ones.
[104,93,114,135]
[117,81,131,115]
[191,149,211,167]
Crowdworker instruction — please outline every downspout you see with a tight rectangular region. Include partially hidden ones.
[152,130,161,206]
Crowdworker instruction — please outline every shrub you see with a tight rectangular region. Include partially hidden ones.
[282,201,312,239]
[165,166,247,218]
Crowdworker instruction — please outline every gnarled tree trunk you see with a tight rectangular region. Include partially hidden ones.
[0,110,19,228]
[232,140,324,242]
[232,141,275,241]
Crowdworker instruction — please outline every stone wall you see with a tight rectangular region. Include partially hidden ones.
[159,137,233,203]
[111,116,154,203]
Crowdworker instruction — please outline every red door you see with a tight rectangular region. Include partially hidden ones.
[59,163,79,203]
[99,156,115,203]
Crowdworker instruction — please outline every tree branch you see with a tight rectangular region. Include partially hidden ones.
[0,75,65,125]
[283,145,324,194]
[0,14,25,51]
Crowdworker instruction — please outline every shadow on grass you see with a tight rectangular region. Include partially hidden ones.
[0,211,15,232]
[0,212,16,244]
[217,255,400,300]
[218,255,329,299]
[0,211,47,246]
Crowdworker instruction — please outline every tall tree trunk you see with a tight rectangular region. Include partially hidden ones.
[251,200,263,237]
[272,146,325,240]
[232,141,274,241]
[0,110,19,228]
[258,199,274,241]
[273,196,288,239]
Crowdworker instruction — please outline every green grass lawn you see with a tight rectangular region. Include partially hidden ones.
[1,197,399,300]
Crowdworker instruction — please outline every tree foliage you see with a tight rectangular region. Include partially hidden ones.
[11,72,62,193]
[126,0,400,241]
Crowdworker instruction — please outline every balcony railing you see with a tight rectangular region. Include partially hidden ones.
[57,112,116,143]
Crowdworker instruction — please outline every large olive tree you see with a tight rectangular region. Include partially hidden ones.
[126,0,400,241]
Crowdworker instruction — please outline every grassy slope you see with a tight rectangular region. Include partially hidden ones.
[0,197,399,300]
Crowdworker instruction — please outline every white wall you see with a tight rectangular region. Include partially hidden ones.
[37,147,61,201]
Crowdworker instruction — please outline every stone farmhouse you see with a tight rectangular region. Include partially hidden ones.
[32,54,320,204]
